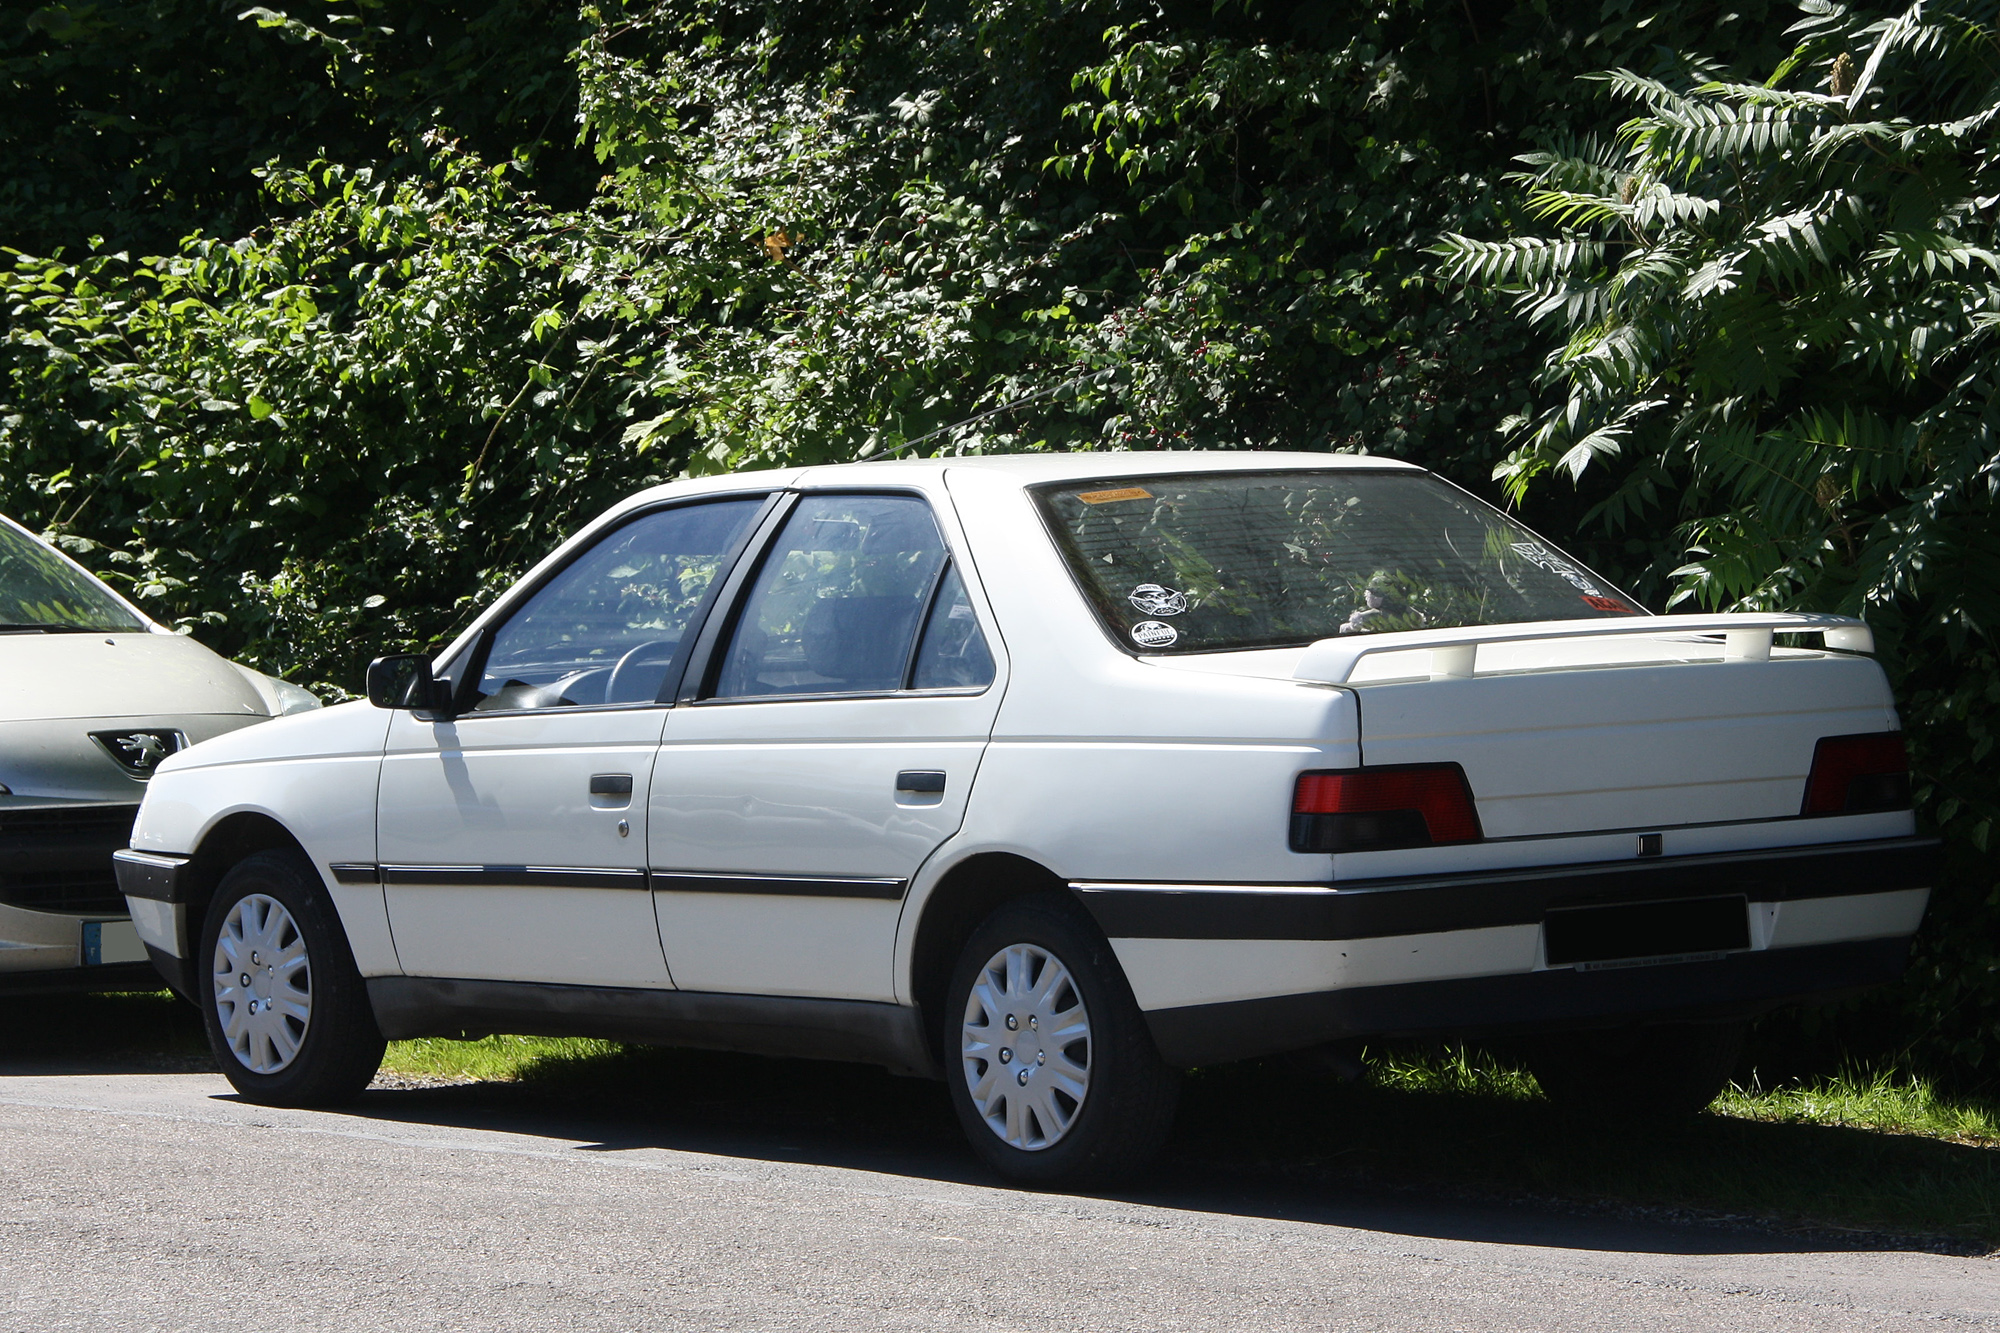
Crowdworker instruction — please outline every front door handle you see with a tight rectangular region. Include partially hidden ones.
[896,770,946,794]
[590,773,634,796]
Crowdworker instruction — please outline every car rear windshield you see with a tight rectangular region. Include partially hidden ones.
[0,522,146,632]
[1034,469,1641,655]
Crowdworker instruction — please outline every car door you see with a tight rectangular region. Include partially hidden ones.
[650,491,1003,1001]
[378,496,768,988]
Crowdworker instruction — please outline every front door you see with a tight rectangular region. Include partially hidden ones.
[650,493,1003,1001]
[379,496,767,988]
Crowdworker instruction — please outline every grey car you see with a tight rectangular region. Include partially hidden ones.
[0,515,316,993]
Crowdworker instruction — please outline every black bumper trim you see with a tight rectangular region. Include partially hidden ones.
[1074,837,1939,941]
[111,849,192,904]
[144,942,193,1001]
[1143,936,1911,1067]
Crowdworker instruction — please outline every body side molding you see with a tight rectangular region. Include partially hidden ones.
[378,865,649,890]
[648,870,909,900]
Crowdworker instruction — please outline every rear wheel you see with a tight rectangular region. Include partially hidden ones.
[198,849,384,1106]
[945,893,1179,1186]
[1525,1020,1745,1118]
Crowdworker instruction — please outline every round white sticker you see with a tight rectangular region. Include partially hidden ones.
[1130,620,1179,648]
[1128,583,1188,616]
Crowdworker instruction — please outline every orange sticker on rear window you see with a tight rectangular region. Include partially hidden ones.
[1077,487,1153,505]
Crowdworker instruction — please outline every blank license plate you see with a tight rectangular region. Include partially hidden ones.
[1543,895,1750,968]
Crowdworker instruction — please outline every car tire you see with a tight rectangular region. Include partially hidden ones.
[944,892,1180,1187]
[198,849,385,1106]
[1524,1020,1746,1119]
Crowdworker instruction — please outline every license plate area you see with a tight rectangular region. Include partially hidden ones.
[1543,895,1750,969]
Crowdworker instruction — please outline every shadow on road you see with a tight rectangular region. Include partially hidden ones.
[5,990,1993,1257]
[306,1042,2000,1259]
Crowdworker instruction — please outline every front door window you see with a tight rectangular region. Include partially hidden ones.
[476,498,763,711]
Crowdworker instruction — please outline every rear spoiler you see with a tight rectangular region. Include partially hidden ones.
[1293,613,1873,686]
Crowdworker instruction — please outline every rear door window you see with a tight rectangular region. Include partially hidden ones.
[713,495,950,698]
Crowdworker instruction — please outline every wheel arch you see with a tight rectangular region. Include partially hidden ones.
[906,851,1073,1066]
[174,812,315,979]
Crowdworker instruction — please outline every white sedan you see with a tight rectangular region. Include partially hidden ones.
[0,514,317,994]
[115,454,1933,1183]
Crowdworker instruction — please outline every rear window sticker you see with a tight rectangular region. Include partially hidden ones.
[1511,541,1602,596]
[1078,486,1153,505]
[1130,620,1179,648]
[1128,583,1188,617]
[1580,594,1639,614]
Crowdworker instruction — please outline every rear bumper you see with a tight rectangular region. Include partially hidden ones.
[1144,937,1909,1066]
[1074,836,1938,1067]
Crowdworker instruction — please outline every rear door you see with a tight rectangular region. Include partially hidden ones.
[649,491,1003,1001]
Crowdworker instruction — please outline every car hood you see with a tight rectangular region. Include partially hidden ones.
[0,631,270,723]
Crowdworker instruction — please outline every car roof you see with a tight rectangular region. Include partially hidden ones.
[614,450,1420,513]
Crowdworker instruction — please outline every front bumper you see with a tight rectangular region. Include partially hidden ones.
[1076,836,1939,1067]
[0,802,151,987]
[112,849,194,997]
[0,802,140,918]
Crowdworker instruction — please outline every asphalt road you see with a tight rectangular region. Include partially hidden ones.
[1,1068,1994,1332]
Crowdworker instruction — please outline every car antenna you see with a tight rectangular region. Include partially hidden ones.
[853,369,1113,464]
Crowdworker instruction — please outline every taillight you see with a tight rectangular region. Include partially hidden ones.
[1802,733,1911,816]
[1291,764,1483,854]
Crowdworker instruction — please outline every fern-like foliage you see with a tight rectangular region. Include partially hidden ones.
[1438,0,2000,1064]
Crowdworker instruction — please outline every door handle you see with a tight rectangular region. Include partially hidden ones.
[896,770,946,794]
[590,773,634,796]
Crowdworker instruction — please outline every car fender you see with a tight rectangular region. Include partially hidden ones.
[132,700,399,976]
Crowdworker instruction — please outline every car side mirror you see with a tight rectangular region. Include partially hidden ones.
[365,654,455,718]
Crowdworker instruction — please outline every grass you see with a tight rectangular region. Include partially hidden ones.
[381,1034,622,1082]
[7,991,1997,1249]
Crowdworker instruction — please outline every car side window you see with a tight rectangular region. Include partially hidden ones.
[714,495,948,698]
[473,498,763,712]
[912,564,995,690]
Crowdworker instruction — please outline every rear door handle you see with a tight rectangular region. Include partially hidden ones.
[896,770,946,794]
[590,773,634,796]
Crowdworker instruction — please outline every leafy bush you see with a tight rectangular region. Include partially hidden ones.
[7,0,1995,1074]
[1437,0,2000,1072]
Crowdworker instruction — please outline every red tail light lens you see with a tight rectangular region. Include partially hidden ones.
[1291,764,1483,854]
[1802,733,1911,816]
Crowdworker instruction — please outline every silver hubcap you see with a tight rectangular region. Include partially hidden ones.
[960,943,1092,1151]
[212,894,312,1075]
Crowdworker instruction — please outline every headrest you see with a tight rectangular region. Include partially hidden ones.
[802,596,919,690]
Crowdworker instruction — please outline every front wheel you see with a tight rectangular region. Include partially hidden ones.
[945,893,1179,1187]
[198,849,385,1106]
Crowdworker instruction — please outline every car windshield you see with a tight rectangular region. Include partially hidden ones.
[1034,469,1641,655]
[0,521,145,633]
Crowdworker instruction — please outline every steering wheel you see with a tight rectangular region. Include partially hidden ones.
[604,639,678,704]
